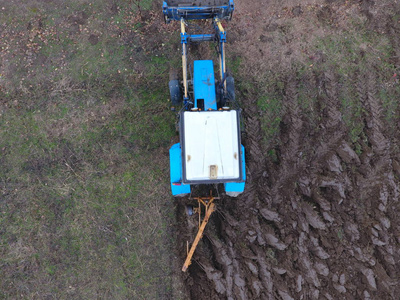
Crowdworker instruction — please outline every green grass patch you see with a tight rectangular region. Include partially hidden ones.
[310,21,398,143]
[0,0,178,294]
[0,101,176,298]
[257,94,283,145]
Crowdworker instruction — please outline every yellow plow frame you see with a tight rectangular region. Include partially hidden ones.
[182,192,219,272]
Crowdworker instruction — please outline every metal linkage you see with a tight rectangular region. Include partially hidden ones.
[179,17,227,108]
[163,0,234,23]
[181,19,189,103]
[182,191,219,272]
[214,17,227,91]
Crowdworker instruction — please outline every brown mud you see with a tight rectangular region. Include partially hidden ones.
[174,1,400,299]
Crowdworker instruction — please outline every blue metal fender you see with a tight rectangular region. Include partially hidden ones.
[170,143,191,197]
[224,144,245,197]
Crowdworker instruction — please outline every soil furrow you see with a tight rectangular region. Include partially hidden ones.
[354,67,400,297]
[177,3,400,299]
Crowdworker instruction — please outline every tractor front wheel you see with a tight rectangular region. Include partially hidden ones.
[225,75,235,102]
[169,68,182,107]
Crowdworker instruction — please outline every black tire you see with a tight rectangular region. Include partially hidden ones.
[216,80,224,108]
[225,75,235,102]
[169,80,182,105]
[169,69,182,106]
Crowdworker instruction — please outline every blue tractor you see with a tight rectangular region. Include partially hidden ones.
[164,0,246,198]
[164,0,245,271]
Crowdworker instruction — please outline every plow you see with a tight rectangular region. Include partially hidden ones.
[164,0,246,272]
[182,192,218,272]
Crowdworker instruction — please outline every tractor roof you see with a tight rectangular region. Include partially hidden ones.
[180,110,242,183]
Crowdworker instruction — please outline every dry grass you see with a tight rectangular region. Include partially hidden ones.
[230,0,400,150]
[0,0,183,299]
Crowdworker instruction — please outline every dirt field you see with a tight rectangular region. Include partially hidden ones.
[0,0,399,299]
[175,1,400,299]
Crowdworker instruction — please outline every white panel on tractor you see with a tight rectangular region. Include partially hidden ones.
[182,110,241,182]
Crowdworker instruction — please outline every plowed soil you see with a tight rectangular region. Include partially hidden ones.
[174,1,400,299]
